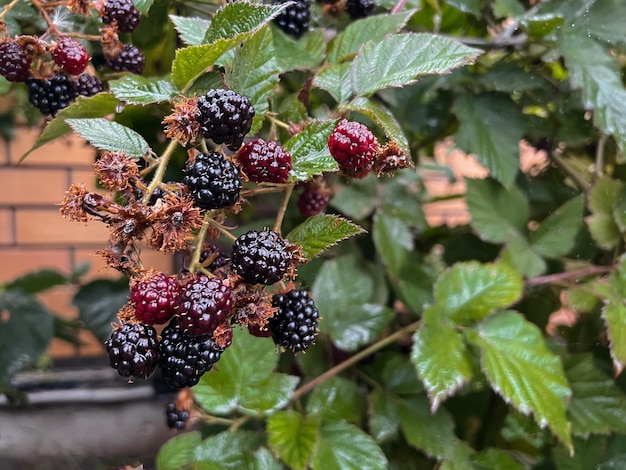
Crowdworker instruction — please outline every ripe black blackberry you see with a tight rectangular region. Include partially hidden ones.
[196,89,255,151]
[270,289,319,352]
[102,0,141,32]
[231,230,293,285]
[158,319,224,389]
[183,151,241,210]
[273,0,310,37]
[166,402,190,429]
[178,275,232,336]
[72,73,104,97]
[105,323,159,379]
[345,0,374,19]
[236,139,292,184]
[0,41,31,82]
[106,44,145,74]
[26,75,75,116]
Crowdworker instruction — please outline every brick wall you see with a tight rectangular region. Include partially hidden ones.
[0,126,173,358]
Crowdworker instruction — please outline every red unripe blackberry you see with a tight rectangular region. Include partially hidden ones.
[166,402,190,429]
[184,151,241,210]
[270,289,319,352]
[72,73,104,97]
[196,89,255,151]
[105,323,159,379]
[231,230,293,285]
[158,319,224,389]
[273,0,311,37]
[178,276,233,336]
[130,272,180,325]
[328,119,378,178]
[52,38,89,75]
[297,186,329,217]
[106,44,145,74]
[26,75,75,116]
[0,41,31,82]
[345,0,374,19]
[102,0,141,32]
[236,139,292,184]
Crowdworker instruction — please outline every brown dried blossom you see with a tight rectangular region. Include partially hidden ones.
[162,97,200,146]
[116,303,138,324]
[213,322,233,349]
[94,152,140,192]
[60,183,91,222]
[230,285,277,330]
[67,0,92,15]
[96,240,143,276]
[373,141,414,176]
[149,193,203,253]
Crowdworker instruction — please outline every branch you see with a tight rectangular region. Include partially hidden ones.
[526,265,614,287]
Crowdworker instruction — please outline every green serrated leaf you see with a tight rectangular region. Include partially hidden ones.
[245,447,283,470]
[65,118,150,157]
[586,178,623,250]
[565,354,626,437]
[109,76,180,105]
[602,298,626,376]
[156,432,202,470]
[529,196,584,258]
[466,310,572,450]
[19,93,119,163]
[5,269,67,294]
[327,11,416,64]
[286,214,366,259]
[204,3,286,43]
[169,15,212,46]
[397,396,457,460]
[313,63,353,105]
[372,211,413,275]
[521,13,564,38]
[194,330,298,415]
[0,290,54,383]
[351,33,481,97]
[171,39,239,91]
[502,235,547,279]
[311,421,387,470]
[272,26,325,71]
[192,431,265,469]
[454,93,523,188]
[268,412,320,470]
[411,319,473,412]
[306,376,365,423]
[434,261,523,324]
[285,120,339,180]
[342,97,410,155]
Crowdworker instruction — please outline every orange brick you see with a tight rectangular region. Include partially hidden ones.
[16,209,110,245]
[71,169,99,192]
[39,287,78,319]
[10,126,97,167]
[0,248,72,283]
[0,209,13,245]
[0,168,68,205]
[48,330,105,359]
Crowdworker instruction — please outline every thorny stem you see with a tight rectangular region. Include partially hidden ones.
[551,152,591,193]
[228,415,250,433]
[142,139,179,205]
[188,212,213,274]
[595,134,607,180]
[207,216,237,241]
[60,31,102,41]
[273,183,294,234]
[199,415,236,426]
[0,0,20,21]
[526,265,614,287]
[240,186,285,197]
[291,320,422,401]
[267,114,291,131]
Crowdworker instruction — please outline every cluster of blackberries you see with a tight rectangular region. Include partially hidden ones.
[26,73,104,116]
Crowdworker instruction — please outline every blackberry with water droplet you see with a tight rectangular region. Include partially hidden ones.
[0,41,31,82]
[270,289,319,352]
[27,75,75,116]
[196,89,254,150]
[102,0,141,32]
[105,323,159,379]
[183,151,241,210]
[273,0,311,37]
[231,230,293,285]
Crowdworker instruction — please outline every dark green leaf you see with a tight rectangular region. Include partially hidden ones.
[372,211,413,275]
[5,269,67,294]
[192,430,264,469]
[156,431,202,470]
[267,411,320,470]
[286,214,366,260]
[204,3,287,43]
[272,26,325,71]
[311,421,387,470]
[502,235,547,279]
[529,196,584,258]
[368,388,400,443]
[306,376,365,423]
[109,76,180,105]
[313,63,353,104]
[466,310,572,450]
[330,175,377,220]
[472,448,525,469]
[521,13,564,38]
[194,330,298,415]
[132,0,153,15]
[66,118,150,157]
[171,39,239,90]
[73,277,129,344]
[285,120,339,180]
[492,0,524,18]
[169,15,212,46]
[325,303,394,352]
[454,94,523,188]
[586,178,622,250]
[0,290,54,383]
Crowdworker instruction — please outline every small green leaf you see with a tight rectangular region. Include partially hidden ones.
[19,93,119,163]
[351,33,482,97]
[0,290,54,383]
[132,0,153,15]
[372,211,413,275]
[285,120,339,180]
[502,236,547,279]
[192,430,264,469]
[268,411,320,470]
[411,319,473,412]
[324,303,394,352]
[330,175,377,220]
[313,63,353,104]
[306,376,365,423]
[566,286,599,313]
[286,214,366,259]
[529,196,584,258]
[454,93,523,188]
[194,330,298,415]
[272,26,325,71]
[586,179,623,250]
[397,397,457,460]
[311,421,387,470]
[156,431,202,470]
[204,3,287,43]
[5,269,67,294]
[472,448,525,469]
[66,118,150,157]
[327,11,416,64]
[368,388,400,443]
[109,76,180,105]
[466,310,573,450]
[171,39,239,90]
[565,354,626,437]
[169,15,212,46]
[434,261,523,324]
